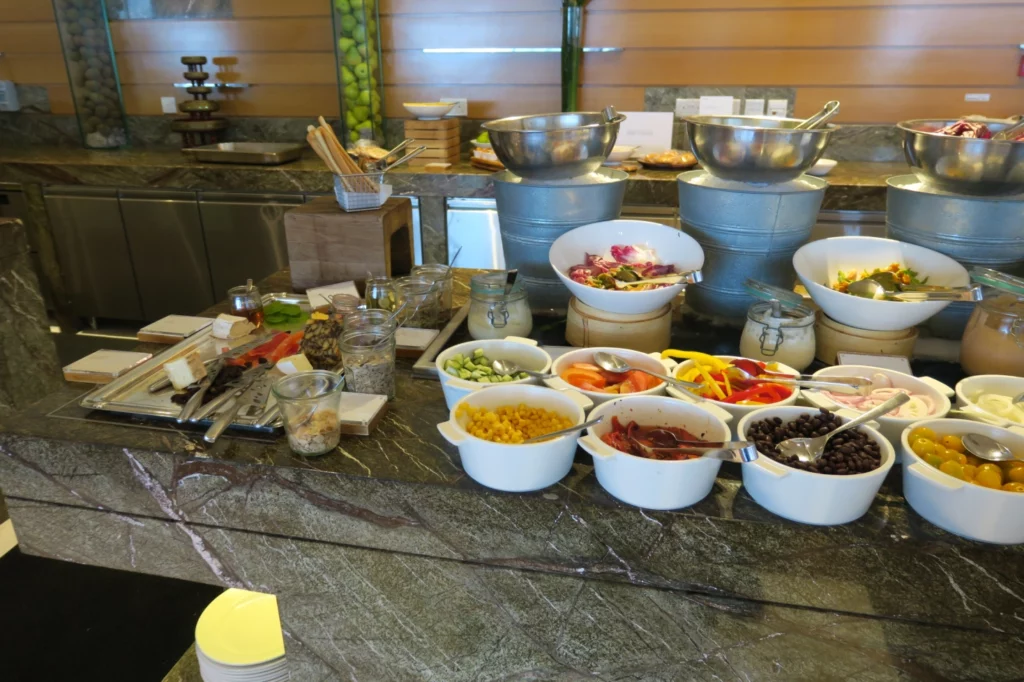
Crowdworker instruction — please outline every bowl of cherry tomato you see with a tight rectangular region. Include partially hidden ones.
[544,347,676,407]
[901,419,1024,545]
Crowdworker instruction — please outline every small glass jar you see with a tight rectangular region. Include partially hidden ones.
[365,276,400,312]
[739,301,817,371]
[340,325,397,400]
[395,276,441,329]
[271,371,345,457]
[328,294,361,323]
[961,293,1024,377]
[344,309,397,334]
[468,272,533,340]
[411,264,453,314]
[228,284,264,328]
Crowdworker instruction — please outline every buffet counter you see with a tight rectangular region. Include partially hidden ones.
[1,270,1021,681]
[0,146,904,210]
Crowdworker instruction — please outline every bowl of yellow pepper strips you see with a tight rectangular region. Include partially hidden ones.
[661,351,801,424]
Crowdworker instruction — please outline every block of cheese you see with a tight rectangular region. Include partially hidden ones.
[163,351,207,390]
[212,313,255,340]
[277,353,313,375]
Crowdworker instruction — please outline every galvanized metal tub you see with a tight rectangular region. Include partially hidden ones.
[494,168,628,311]
[677,171,827,318]
[886,174,1024,338]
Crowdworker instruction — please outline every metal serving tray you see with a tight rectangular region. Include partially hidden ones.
[182,142,305,166]
[79,293,309,431]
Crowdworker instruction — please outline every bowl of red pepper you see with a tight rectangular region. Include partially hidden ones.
[662,351,801,429]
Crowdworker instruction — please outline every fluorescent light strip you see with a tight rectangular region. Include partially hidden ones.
[422,47,621,54]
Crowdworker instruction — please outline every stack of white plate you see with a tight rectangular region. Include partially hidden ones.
[195,588,289,682]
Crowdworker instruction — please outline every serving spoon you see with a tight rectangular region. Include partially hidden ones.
[961,433,1022,463]
[722,363,869,395]
[490,358,556,380]
[593,351,703,391]
[776,392,910,463]
[522,417,604,444]
[609,270,703,289]
[627,436,759,463]
[847,276,982,302]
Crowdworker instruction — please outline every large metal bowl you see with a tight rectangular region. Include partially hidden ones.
[898,119,1024,196]
[483,112,623,181]
[685,115,835,184]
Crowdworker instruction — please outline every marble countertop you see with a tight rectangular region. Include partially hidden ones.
[0,147,908,210]
[4,270,1022,680]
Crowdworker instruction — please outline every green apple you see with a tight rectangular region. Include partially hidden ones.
[357,44,367,58]
[353,62,369,80]
[352,24,366,42]
[352,105,369,122]
[344,83,359,100]
[369,75,377,89]
[373,113,382,125]
[340,66,355,85]
[344,47,361,67]
[357,90,371,105]
[371,100,380,115]
[340,14,357,33]
[367,52,378,70]
[333,0,351,12]
[349,130,360,142]
[345,111,358,130]
[338,37,355,53]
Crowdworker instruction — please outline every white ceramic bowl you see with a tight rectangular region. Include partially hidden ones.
[549,219,705,315]
[543,346,675,407]
[666,355,801,429]
[437,385,592,493]
[607,145,638,162]
[737,406,895,525]
[955,374,1024,429]
[792,236,971,331]
[435,337,553,410]
[403,101,455,119]
[577,395,731,510]
[900,418,1024,544]
[804,365,953,447]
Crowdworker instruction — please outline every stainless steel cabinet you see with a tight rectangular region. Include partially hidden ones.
[44,186,143,320]
[199,192,304,295]
[120,189,215,320]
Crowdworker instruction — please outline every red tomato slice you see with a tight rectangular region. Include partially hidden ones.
[626,370,651,391]
[562,367,607,390]
[572,362,604,373]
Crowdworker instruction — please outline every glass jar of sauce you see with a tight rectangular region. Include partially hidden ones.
[468,273,533,340]
[738,280,816,371]
[960,268,1024,377]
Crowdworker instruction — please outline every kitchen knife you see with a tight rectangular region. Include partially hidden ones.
[189,362,268,423]
[202,366,270,443]
[176,361,223,423]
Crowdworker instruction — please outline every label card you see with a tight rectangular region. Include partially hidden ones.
[614,112,674,155]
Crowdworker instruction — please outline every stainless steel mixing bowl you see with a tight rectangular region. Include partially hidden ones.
[483,112,625,181]
[684,115,835,184]
[898,119,1024,196]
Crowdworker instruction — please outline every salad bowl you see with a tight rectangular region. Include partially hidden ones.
[549,219,705,314]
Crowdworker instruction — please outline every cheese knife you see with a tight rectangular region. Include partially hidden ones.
[176,361,223,423]
[189,362,269,423]
[202,365,271,443]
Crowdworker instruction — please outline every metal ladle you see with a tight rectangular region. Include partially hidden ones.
[776,392,910,463]
[961,433,1021,463]
[593,351,703,391]
[847,276,983,302]
[793,100,840,130]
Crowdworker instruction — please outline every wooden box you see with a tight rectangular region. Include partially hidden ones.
[405,118,461,166]
[284,196,414,291]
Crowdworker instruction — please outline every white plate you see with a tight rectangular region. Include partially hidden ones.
[807,158,837,176]
[195,589,286,667]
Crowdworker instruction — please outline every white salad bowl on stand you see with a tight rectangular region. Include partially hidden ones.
[792,236,970,331]
[954,374,1024,428]
[737,406,895,526]
[544,346,677,407]
[666,355,801,430]
[900,418,1024,545]
[435,338,553,410]
[577,395,732,510]
[549,219,704,314]
[804,365,953,449]
[437,385,592,493]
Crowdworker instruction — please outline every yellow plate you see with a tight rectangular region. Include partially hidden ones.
[195,589,286,666]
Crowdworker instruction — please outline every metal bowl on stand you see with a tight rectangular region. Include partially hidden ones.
[483,112,625,181]
[898,119,1024,196]
[684,115,835,184]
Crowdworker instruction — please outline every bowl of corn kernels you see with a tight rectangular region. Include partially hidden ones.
[437,384,592,492]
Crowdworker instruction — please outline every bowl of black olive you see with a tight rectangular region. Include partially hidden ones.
[736,407,895,526]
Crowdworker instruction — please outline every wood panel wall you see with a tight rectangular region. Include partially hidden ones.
[582,0,1024,122]
[2,0,1020,122]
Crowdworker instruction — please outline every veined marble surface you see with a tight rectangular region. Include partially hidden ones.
[0,147,904,211]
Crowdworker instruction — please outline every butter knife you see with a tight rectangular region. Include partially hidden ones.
[177,361,223,423]
[202,367,269,443]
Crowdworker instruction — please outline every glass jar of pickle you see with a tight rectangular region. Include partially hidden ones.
[468,272,533,340]
[411,264,453,315]
[365,276,400,312]
[395,276,440,329]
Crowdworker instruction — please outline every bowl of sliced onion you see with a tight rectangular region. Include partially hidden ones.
[955,374,1024,429]
[803,365,953,449]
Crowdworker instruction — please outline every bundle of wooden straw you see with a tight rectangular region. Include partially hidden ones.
[306,116,377,194]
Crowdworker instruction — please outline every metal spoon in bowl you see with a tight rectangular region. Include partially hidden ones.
[609,270,703,289]
[722,363,870,395]
[961,433,1022,463]
[793,101,840,130]
[593,351,702,391]
[992,118,1024,141]
[847,277,983,302]
[522,417,605,444]
[490,358,556,380]
[1012,392,1024,407]
[776,392,910,463]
